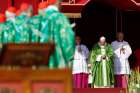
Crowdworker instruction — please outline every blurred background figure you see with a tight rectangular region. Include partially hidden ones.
[28,1,49,43]
[3,6,16,43]
[39,0,75,69]
[5,6,16,22]
[14,2,33,43]
[111,32,132,88]
[73,36,89,88]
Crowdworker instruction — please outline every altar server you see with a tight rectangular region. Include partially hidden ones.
[73,36,89,88]
[111,32,132,88]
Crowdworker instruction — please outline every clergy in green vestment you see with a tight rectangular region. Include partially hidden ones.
[89,36,114,88]
[29,2,49,43]
[39,0,75,68]
[14,3,33,43]
[38,1,49,43]
[4,6,17,43]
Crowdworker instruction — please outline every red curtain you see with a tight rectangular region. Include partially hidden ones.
[0,0,12,13]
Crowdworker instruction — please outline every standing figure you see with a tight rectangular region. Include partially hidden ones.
[40,0,75,68]
[89,36,114,88]
[28,2,48,43]
[73,36,89,88]
[4,6,16,43]
[111,32,132,88]
[14,3,33,43]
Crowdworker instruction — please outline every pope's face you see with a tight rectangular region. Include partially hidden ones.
[99,37,106,45]
[76,36,81,45]
[100,40,106,45]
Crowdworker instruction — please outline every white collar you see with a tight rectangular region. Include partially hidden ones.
[98,42,106,47]
[46,5,59,12]
[5,11,16,18]
[6,18,15,22]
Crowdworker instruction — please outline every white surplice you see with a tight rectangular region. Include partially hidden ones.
[111,40,132,75]
[72,44,89,74]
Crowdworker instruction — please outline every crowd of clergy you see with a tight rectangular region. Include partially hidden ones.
[0,0,75,68]
[73,33,132,89]
[0,0,132,89]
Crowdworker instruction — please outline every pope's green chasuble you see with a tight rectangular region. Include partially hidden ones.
[89,43,114,87]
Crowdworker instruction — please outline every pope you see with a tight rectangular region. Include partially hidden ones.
[89,36,114,88]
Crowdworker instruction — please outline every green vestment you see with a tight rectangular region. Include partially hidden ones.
[40,6,75,68]
[29,15,42,43]
[2,20,15,43]
[89,43,114,87]
[14,14,31,43]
